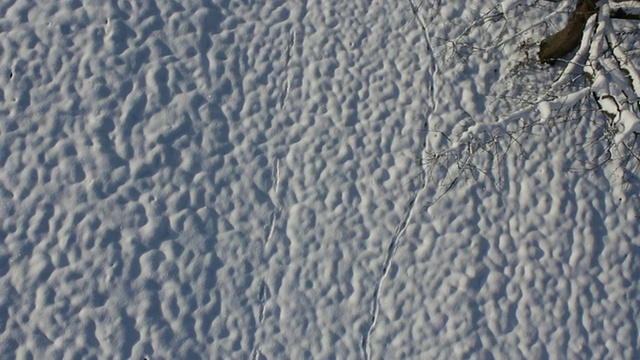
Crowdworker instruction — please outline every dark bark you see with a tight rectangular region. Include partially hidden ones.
[538,1,640,64]
[538,0,598,64]
[611,8,640,20]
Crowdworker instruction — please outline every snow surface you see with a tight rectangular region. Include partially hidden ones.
[0,0,639,359]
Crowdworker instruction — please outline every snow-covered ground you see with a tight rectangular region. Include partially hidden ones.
[0,0,638,358]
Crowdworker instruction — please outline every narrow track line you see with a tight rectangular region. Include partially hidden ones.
[361,2,441,358]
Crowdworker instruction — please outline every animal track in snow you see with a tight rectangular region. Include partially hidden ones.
[362,2,441,358]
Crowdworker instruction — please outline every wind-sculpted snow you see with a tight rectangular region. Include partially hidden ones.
[0,0,638,359]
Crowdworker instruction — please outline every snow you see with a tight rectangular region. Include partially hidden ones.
[0,0,639,359]
[616,110,640,144]
[501,0,527,13]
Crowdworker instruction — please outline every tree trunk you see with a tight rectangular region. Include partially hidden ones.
[538,0,598,64]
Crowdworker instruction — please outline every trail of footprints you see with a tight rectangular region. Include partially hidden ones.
[264,159,280,246]
[362,2,441,359]
[253,25,296,358]
[252,158,282,359]
[362,194,421,360]
[279,32,296,110]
